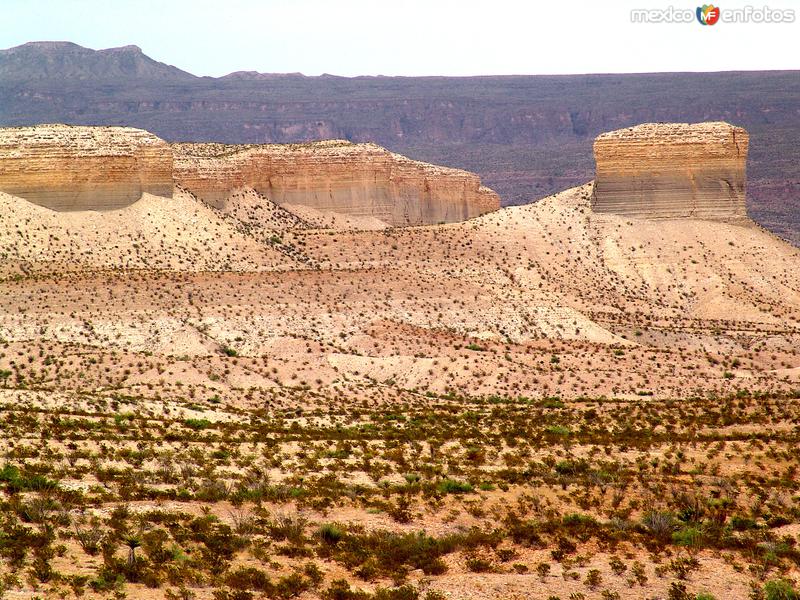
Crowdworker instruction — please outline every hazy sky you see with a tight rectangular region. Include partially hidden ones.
[3,0,799,77]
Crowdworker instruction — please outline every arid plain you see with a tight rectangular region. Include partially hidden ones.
[0,122,799,600]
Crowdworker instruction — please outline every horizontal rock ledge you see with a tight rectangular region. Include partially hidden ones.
[592,121,749,221]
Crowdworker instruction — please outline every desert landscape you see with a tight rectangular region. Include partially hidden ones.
[0,113,797,600]
[1,42,799,246]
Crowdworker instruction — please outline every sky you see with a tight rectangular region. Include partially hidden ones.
[2,0,799,77]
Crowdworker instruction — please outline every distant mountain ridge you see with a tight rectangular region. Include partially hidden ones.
[1,41,798,245]
[0,41,195,80]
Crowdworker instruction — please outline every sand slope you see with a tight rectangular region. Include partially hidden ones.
[0,189,299,271]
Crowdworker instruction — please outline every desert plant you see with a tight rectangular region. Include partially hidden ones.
[764,579,800,600]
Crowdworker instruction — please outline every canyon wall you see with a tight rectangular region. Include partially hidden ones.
[0,124,173,210]
[173,141,500,226]
[592,122,748,221]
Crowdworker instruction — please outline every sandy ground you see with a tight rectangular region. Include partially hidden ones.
[0,184,798,599]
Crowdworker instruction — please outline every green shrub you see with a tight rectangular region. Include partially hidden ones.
[225,566,271,592]
[546,425,571,436]
[764,579,800,600]
[465,556,493,572]
[437,479,473,494]
[320,523,344,545]
[672,526,703,548]
[729,515,758,531]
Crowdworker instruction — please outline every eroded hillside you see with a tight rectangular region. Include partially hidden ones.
[0,121,799,600]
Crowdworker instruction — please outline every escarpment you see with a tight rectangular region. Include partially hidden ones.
[0,124,499,225]
[0,124,173,210]
[592,122,748,221]
[172,141,500,226]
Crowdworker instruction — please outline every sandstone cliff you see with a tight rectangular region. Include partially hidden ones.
[0,124,173,210]
[173,140,500,226]
[592,122,749,221]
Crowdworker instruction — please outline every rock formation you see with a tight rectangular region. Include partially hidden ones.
[0,124,173,210]
[173,140,500,226]
[0,124,499,224]
[592,122,748,221]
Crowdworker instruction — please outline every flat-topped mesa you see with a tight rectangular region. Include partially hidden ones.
[173,140,500,226]
[592,122,749,221]
[0,124,173,210]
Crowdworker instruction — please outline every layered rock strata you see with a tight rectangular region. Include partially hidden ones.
[592,122,748,221]
[0,124,173,210]
[173,140,500,226]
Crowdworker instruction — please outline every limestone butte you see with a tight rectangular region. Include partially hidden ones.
[0,124,173,210]
[592,122,748,221]
[0,124,500,226]
[172,140,500,226]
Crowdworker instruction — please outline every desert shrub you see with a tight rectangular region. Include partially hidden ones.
[194,478,231,502]
[267,514,307,543]
[437,479,473,494]
[672,526,703,548]
[513,563,529,573]
[331,530,461,578]
[0,464,58,493]
[609,555,627,575]
[668,556,700,580]
[320,523,345,545]
[388,497,413,523]
[142,527,172,563]
[194,522,247,574]
[764,579,800,600]
[506,516,543,547]
[542,397,565,408]
[89,567,126,593]
[374,586,419,600]
[496,547,518,562]
[585,569,602,589]
[642,510,675,540]
[546,425,571,437]
[213,589,253,600]
[272,572,312,598]
[322,580,419,600]
[667,582,690,600]
[536,562,551,580]
[465,556,493,572]
[554,459,586,475]
[165,586,197,600]
[729,515,758,531]
[323,579,371,600]
[74,518,105,555]
[0,516,38,567]
[225,566,272,592]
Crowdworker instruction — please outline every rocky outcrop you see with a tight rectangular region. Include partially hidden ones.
[592,122,748,221]
[173,141,500,226]
[0,124,173,210]
[0,124,498,225]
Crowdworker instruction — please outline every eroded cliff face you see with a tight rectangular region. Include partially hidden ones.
[592,122,748,221]
[0,124,173,210]
[173,141,500,226]
[0,124,499,225]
